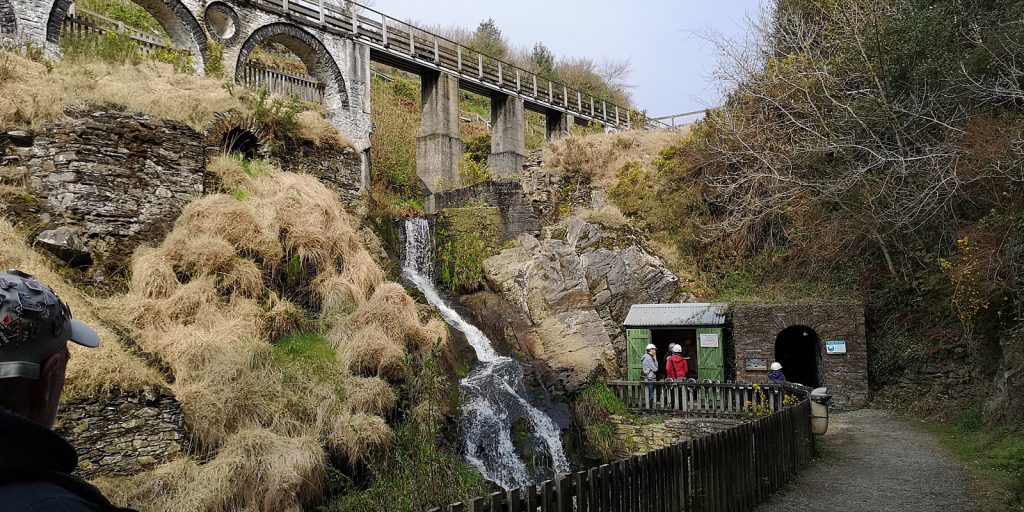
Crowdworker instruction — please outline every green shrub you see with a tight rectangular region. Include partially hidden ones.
[204,40,225,77]
[249,88,305,154]
[569,382,634,462]
[369,76,420,214]
[458,153,491,186]
[435,210,501,293]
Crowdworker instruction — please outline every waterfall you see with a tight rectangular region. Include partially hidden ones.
[402,217,569,490]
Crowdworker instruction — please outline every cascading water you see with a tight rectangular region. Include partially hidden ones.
[402,217,569,490]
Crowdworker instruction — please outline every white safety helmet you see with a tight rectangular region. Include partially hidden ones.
[770,362,782,371]
[672,345,682,353]
[645,344,657,351]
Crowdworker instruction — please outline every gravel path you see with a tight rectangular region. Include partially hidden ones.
[754,408,975,512]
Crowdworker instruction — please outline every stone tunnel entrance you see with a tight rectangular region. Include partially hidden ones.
[774,325,821,388]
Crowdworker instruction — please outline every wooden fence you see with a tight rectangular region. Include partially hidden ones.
[239,63,326,103]
[430,385,813,512]
[605,381,801,417]
[60,10,189,60]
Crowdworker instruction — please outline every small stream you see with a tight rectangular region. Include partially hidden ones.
[401,217,569,489]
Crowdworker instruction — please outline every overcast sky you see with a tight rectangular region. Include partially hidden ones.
[368,0,765,119]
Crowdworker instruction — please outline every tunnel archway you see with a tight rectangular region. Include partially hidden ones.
[774,325,821,388]
[46,0,207,73]
[234,22,348,108]
[0,0,16,38]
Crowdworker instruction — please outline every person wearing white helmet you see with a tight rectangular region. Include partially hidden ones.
[664,345,690,410]
[642,343,658,406]
[768,362,786,385]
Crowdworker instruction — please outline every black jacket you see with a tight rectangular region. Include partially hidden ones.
[0,408,135,511]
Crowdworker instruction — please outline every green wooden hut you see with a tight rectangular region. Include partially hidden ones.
[623,303,728,381]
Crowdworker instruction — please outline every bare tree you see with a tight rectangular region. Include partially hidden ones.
[694,2,1022,276]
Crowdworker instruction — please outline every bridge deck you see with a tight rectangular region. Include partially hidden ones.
[249,0,634,128]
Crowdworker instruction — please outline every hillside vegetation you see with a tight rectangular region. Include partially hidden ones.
[554,1,1023,508]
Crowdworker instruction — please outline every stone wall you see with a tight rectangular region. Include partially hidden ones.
[55,389,188,478]
[731,303,869,407]
[609,415,743,459]
[429,179,541,240]
[4,108,204,284]
[278,145,364,209]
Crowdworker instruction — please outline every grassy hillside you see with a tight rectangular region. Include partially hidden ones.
[1,42,489,509]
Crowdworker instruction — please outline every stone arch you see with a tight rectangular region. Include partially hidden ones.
[46,0,207,73]
[235,22,349,108]
[0,0,16,37]
[205,110,271,160]
[774,324,822,388]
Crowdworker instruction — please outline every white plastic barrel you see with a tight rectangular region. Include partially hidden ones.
[809,387,831,435]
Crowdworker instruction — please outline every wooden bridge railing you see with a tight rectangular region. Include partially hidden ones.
[249,0,636,129]
[431,383,814,512]
[60,9,190,61]
[239,63,326,103]
[605,380,800,417]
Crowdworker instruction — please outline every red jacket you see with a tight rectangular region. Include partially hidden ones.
[665,354,688,380]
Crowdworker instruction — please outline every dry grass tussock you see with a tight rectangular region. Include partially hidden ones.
[0,219,163,399]
[95,429,324,512]
[329,282,449,381]
[296,110,355,150]
[92,158,445,511]
[542,129,684,189]
[0,50,246,131]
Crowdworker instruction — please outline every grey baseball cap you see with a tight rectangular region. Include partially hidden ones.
[0,270,99,380]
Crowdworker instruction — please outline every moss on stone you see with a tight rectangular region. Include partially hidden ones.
[435,206,503,294]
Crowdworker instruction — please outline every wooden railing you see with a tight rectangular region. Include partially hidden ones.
[60,9,190,60]
[248,0,635,129]
[605,381,801,417]
[431,384,813,512]
[239,63,326,102]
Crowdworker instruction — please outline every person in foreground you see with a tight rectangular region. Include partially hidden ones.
[0,269,134,511]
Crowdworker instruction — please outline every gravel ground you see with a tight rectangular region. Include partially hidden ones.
[754,408,975,512]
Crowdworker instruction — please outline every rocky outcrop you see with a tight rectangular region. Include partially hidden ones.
[482,216,679,394]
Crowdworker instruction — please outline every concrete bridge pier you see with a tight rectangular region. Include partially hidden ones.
[545,110,574,141]
[417,70,463,195]
[489,93,527,178]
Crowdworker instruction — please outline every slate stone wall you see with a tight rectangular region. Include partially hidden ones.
[431,180,541,240]
[55,389,188,478]
[278,145,364,209]
[731,303,869,407]
[6,108,204,284]
[609,415,743,459]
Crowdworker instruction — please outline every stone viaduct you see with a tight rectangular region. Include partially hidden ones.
[1,0,635,200]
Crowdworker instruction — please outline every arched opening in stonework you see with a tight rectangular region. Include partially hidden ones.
[47,0,207,73]
[0,0,17,37]
[774,325,821,388]
[235,22,348,108]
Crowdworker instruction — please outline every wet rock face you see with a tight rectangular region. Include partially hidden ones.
[5,108,205,284]
[482,217,679,394]
[55,389,188,478]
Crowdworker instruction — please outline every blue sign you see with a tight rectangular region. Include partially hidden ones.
[825,340,847,354]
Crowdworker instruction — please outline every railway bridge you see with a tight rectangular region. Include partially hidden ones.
[1,0,638,196]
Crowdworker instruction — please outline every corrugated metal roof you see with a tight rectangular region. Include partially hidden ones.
[623,303,728,327]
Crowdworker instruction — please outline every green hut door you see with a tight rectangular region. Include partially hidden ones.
[696,327,724,381]
[626,328,651,380]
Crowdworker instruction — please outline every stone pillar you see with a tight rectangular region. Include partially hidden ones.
[489,93,527,178]
[416,70,463,195]
[545,110,574,141]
